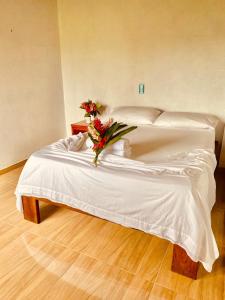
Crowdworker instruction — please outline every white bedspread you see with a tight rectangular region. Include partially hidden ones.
[15,126,219,272]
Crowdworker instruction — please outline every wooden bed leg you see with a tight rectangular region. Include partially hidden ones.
[171,245,199,279]
[22,196,40,224]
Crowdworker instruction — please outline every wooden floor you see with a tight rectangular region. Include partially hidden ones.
[0,167,225,299]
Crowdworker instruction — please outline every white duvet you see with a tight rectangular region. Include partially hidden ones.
[15,126,219,272]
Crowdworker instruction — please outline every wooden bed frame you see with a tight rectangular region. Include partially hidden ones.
[21,195,199,279]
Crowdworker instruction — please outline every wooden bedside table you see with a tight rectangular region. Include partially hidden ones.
[71,121,88,135]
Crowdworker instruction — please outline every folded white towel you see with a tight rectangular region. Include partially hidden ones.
[110,138,130,151]
[86,138,130,151]
[104,148,132,158]
[67,133,86,152]
[86,137,94,149]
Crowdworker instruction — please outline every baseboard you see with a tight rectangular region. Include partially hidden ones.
[0,160,27,175]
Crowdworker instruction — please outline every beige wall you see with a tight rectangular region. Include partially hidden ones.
[0,0,65,169]
[58,0,225,165]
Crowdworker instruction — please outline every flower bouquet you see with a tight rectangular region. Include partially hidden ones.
[88,118,137,165]
[80,100,101,120]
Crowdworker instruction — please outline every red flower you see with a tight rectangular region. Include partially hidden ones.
[84,104,91,113]
[93,143,99,150]
[93,118,106,135]
[80,100,101,119]
[80,102,86,109]
[90,103,97,112]
[93,137,107,151]
[98,137,107,148]
[93,118,102,130]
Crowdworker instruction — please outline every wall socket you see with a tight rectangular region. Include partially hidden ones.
[138,83,145,94]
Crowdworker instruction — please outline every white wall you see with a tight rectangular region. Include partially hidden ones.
[58,0,225,165]
[0,0,66,169]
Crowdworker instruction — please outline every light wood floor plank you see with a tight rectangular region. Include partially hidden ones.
[16,242,80,299]
[0,166,225,299]
[0,233,65,299]
[155,244,225,299]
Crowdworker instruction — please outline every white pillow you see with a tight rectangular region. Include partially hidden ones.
[104,106,162,125]
[153,111,219,130]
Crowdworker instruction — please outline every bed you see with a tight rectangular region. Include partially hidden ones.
[15,108,221,280]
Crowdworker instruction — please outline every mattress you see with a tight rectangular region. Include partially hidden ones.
[15,126,218,272]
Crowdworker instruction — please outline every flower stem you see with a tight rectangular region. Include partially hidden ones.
[93,150,102,166]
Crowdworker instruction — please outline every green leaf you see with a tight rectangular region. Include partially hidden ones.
[115,124,127,131]
[88,133,98,144]
[104,122,126,138]
[96,102,102,109]
[85,112,90,117]
[103,122,118,138]
[108,126,137,144]
[104,136,122,148]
